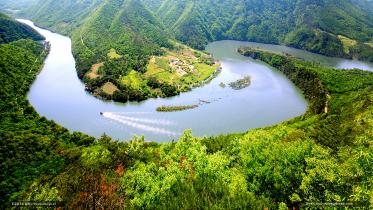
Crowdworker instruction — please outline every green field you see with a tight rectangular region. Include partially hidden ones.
[338,35,357,54]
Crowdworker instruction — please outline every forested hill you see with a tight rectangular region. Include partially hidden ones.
[1,7,373,209]
[0,12,43,43]
[20,0,373,62]
[21,0,221,104]
[0,0,38,14]
[0,23,96,207]
[153,0,373,60]
[1,26,373,208]
[351,0,373,13]
[0,0,368,104]
[25,0,104,34]
[70,0,171,76]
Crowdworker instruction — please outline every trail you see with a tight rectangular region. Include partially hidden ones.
[80,29,94,55]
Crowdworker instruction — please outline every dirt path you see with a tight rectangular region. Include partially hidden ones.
[80,29,94,54]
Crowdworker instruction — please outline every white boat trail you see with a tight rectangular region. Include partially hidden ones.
[114,114,175,126]
[111,111,153,115]
[102,112,180,136]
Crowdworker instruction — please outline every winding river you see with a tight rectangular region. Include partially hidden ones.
[18,19,373,142]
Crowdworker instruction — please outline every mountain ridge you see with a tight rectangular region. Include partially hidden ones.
[0,0,371,103]
[20,0,373,62]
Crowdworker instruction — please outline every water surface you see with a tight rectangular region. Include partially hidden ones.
[19,20,373,142]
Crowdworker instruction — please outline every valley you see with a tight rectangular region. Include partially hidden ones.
[21,19,307,141]
[0,0,372,209]
[5,0,369,105]
[19,20,373,142]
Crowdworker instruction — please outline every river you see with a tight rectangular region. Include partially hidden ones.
[18,19,373,142]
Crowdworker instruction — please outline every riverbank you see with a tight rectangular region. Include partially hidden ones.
[23,19,372,141]
[238,46,329,114]
[2,33,373,209]
[82,40,222,103]
[6,39,373,209]
[23,20,309,141]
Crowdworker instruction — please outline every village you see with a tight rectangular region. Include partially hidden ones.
[168,57,195,76]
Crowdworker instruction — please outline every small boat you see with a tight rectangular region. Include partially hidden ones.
[100,112,103,115]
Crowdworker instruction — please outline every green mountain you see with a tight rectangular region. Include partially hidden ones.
[23,0,372,60]
[4,0,368,103]
[23,0,219,103]
[70,0,171,76]
[4,0,373,61]
[26,0,104,34]
[0,0,38,15]
[1,26,373,209]
[0,4,373,209]
[153,0,373,60]
[0,12,44,43]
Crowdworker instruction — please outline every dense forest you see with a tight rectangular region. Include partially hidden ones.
[10,0,220,102]
[156,0,373,61]
[0,1,373,209]
[0,13,43,43]
[2,0,372,102]
[24,0,373,60]
[1,13,373,208]
[0,0,38,13]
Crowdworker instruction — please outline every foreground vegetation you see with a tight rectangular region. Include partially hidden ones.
[1,25,373,208]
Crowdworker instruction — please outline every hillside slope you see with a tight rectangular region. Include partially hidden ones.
[0,12,43,43]
[154,0,373,60]
[23,0,220,103]
[2,0,370,104]
[0,0,38,15]
[25,0,373,62]
[0,8,373,209]
[26,0,104,34]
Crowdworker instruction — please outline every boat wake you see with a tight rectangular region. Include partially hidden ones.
[102,112,179,136]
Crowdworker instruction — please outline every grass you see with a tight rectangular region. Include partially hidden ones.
[193,63,217,82]
[146,61,176,83]
[121,70,144,89]
[107,48,122,59]
[156,104,199,112]
[337,35,357,54]
[145,45,220,91]
[102,82,119,95]
[155,57,172,72]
